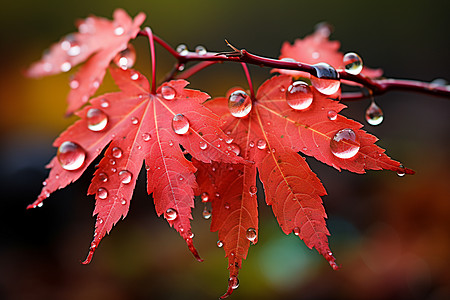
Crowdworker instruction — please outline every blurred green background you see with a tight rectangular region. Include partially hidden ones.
[1,0,449,299]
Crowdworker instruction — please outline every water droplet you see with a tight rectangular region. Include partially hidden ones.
[37,202,44,208]
[249,141,255,148]
[224,202,230,210]
[60,61,72,72]
[98,172,108,183]
[97,187,108,199]
[228,276,239,290]
[365,101,384,126]
[178,64,185,71]
[228,90,252,118]
[330,128,360,159]
[397,164,406,177]
[172,114,190,135]
[286,81,313,110]
[131,117,139,125]
[311,63,340,95]
[202,206,212,219]
[257,139,267,150]
[249,185,257,196]
[187,231,194,239]
[121,199,127,205]
[114,26,124,36]
[61,35,81,56]
[293,227,300,236]
[176,44,188,55]
[119,170,132,184]
[98,218,104,224]
[164,208,178,221]
[161,85,176,100]
[228,143,241,155]
[217,240,224,248]
[246,228,257,242]
[86,108,108,131]
[111,147,123,158]
[343,52,363,75]
[327,110,337,121]
[195,45,207,55]
[201,192,209,202]
[142,133,151,141]
[281,57,297,63]
[100,98,109,108]
[113,44,136,70]
[69,79,79,89]
[57,141,86,171]
[199,141,208,150]
[130,72,139,80]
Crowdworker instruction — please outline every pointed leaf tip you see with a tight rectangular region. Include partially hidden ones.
[186,238,203,262]
[220,276,239,299]
[81,242,97,265]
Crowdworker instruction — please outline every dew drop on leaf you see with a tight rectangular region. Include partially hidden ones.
[201,192,209,202]
[330,128,360,159]
[199,141,208,150]
[119,170,132,184]
[176,44,188,55]
[229,276,239,290]
[172,114,190,135]
[164,208,178,221]
[161,85,176,100]
[217,240,224,248]
[100,98,109,108]
[61,35,81,57]
[142,133,151,142]
[120,199,127,205]
[114,26,124,36]
[69,79,79,89]
[286,81,313,110]
[111,147,123,159]
[365,100,384,126]
[246,228,257,242]
[257,139,267,150]
[228,90,252,118]
[293,227,300,236]
[195,45,207,55]
[228,143,241,155]
[131,116,139,125]
[113,44,136,70]
[397,164,406,177]
[249,185,257,196]
[202,206,212,219]
[249,141,255,148]
[86,108,108,131]
[130,72,139,80]
[343,52,363,75]
[327,110,338,121]
[97,187,108,199]
[311,63,340,95]
[60,61,72,72]
[57,141,86,171]
[98,172,108,183]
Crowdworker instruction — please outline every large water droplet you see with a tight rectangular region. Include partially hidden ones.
[202,206,212,219]
[246,228,257,243]
[343,52,363,75]
[86,108,108,131]
[172,114,190,135]
[57,141,86,171]
[161,85,176,100]
[112,147,123,159]
[113,44,136,70]
[330,128,360,159]
[119,170,132,184]
[228,143,241,155]
[311,63,340,95]
[286,81,313,110]
[257,139,267,150]
[97,187,108,199]
[176,44,188,55]
[327,110,337,121]
[195,45,207,55]
[229,276,239,290]
[164,208,178,221]
[201,192,209,202]
[365,101,384,126]
[228,90,252,118]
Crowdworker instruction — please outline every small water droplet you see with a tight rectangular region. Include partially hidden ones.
[131,117,139,125]
[330,128,360,159]
[113,44,136,70]
[202,206,212,219]
[172,114,190,135]
[100,98,109,108]
[69,79,79,89]
[164,208,178,221]
[249,185,257,196]
[178,64,185,71]
[121,199,127,205]
[97,187,108,199]
[257,139,267,150]
[286,81,313,110]
[217,240,224,248]
[201,192,209,202]
[112,147,122,158]
[228,90,252,118]
[111,167,117,173]
[142,133,151,141]
[229,276,239,290]
[249,141,255,148]
[37,202,44,208]
[343,52,363,75]
[61,35,81,57]
[228,143,241,155]
[199,141,208,150]
[161,85,176,100]
[168,140,174,147]
[176,44,188,55]
[114,26,124,36]
[178,176,184,181]
[281,57,297,63]
[119,170,132,184]
[98,218,104,224]
[195,45,207,55]
[225,137,234,144]
[57,141,86,171]
[224,202,230,210]
[365,101,384,126]
[397,164,406,177]
[187,231,194,239]
[246,228,257,242]
[60,61,72,72]
[130,72,139,80]
[98,172,108,183]
[327,110,337,121]
[311,63,340,95]
[293,227,300,236]
[86,108,108,131]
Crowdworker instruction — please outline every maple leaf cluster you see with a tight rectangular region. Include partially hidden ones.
[26,9,414,298]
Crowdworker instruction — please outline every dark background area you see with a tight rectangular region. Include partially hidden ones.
[0,0,449,299]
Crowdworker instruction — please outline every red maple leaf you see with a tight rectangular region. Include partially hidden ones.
[195,75,413,298]
[273,24,383,79]
[29,66,246,262]
[26,9,146,115]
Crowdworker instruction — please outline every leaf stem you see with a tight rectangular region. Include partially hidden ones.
[144,27,157,94]
[240,62,255,100]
